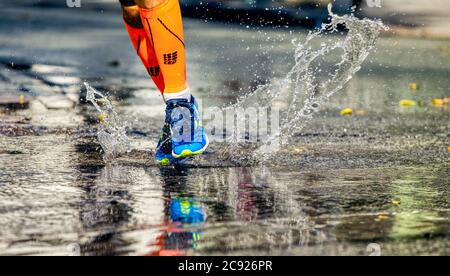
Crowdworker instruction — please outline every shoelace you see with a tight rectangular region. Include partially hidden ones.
[165,99,196,142]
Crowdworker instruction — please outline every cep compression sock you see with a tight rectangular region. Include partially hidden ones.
[124,21,165,93]
[139,0,190,99]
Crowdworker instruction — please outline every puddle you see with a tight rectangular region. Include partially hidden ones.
[0,134,448,256]
[0,4,449,256]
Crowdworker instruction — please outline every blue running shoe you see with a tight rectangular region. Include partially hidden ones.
[155,122,174,166]
[155,122,190,166]
[166,96,209,159]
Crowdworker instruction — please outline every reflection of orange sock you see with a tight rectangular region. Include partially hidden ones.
[140,0,188,94]
[124,22,165,93]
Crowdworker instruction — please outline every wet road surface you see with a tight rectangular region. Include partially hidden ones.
[0,2,449,255]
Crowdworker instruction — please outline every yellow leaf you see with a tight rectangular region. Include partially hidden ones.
[18,95,26,105]
[340,108,353,116]
[432,99,445,106]
[400,99,417,107]
[377,214,390,221]
[408,83,419,91]
[97,114,106,123]
[392,200,401,206]
[97,98,107,106]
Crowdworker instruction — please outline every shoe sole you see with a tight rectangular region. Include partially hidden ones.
[172,135,209,159]
[156,157,171,166]
[156,156,191,166]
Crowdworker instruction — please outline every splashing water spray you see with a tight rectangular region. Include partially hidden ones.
[220,4,388,164]
[85,82,130,160]
[86,4,387,165]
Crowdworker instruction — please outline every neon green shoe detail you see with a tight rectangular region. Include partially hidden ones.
[157,157,171,166]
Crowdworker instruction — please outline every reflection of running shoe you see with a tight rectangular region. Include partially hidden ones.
[166,96,209,159]
[170,198,205,224]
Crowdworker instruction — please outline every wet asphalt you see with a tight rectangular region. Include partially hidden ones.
[0,2,449,255]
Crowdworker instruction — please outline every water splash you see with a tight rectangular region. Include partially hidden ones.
[221,5,387,164]
[85,82,130,160]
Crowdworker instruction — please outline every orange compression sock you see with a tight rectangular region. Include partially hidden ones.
[139,0,189,94]
[124,21,165,93]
